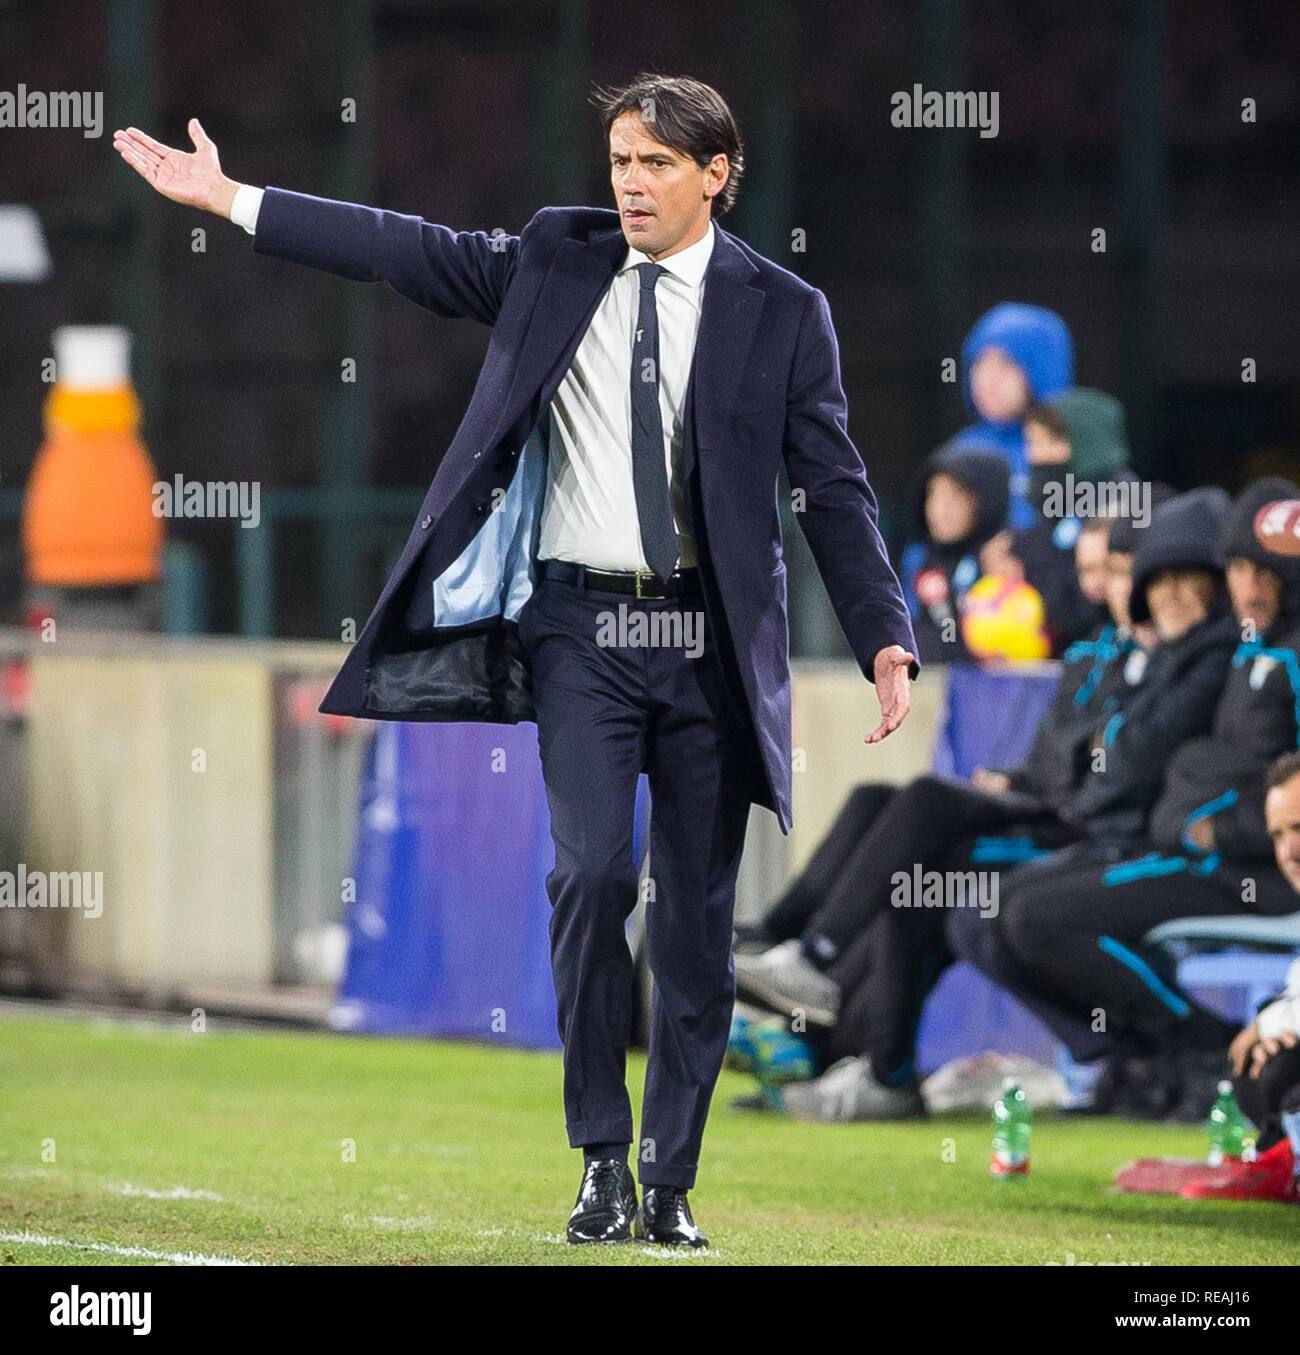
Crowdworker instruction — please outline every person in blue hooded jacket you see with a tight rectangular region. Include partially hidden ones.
[951,302,1075,530]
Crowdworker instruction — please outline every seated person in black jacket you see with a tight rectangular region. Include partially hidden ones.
[746,510,1149,962]
[977,479,1300,1116]
[735,493,1237,1119]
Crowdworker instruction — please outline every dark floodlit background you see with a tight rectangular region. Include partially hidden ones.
[2,0,1297,654]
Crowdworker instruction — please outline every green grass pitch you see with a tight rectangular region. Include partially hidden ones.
[0,1009,1294,1265]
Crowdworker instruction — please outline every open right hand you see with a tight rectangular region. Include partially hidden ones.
[112,117,237,216]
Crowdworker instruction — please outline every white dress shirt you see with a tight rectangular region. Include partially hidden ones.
[540,223,710,572]
[231,186,708,572]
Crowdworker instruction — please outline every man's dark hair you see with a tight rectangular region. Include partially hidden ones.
[590,72,745,216]
[1266,749,1300,792]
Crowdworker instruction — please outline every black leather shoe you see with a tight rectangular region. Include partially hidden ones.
[635,1186,709,1248]
[567,1159,637,1244]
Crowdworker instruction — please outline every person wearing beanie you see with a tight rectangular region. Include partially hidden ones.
[898,442,1010,664]
[993,478,1300,1119]
[952,302,1075,530]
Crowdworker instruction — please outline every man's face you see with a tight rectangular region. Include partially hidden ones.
[969,347,1030,424]
[1265,773,1300,895]
[609,110,726,261]
[1074,526,1108,604]
[1226,557,1282,635]
[1104,551,1134,629]
[1145,566,1214,641]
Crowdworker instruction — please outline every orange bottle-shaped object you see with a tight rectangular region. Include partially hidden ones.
[22,325,163,586]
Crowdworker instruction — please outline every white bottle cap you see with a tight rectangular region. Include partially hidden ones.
[53,325,132,389]
[1217,1079,1233,1095]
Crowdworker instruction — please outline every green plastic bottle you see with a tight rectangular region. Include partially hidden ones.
[991,1077,1032,1177]
[1205,1080,1253,1166]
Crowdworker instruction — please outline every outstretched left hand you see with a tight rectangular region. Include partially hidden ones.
[865,644,914,745]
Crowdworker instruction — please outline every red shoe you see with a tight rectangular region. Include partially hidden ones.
[1114,1156,1215,1195]
[1180,1140,1298,1202]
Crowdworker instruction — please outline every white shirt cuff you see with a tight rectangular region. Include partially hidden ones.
[230,184,264,235]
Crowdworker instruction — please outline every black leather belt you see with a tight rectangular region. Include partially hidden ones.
[539,558,702,599]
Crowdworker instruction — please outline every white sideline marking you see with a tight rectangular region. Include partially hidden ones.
[0,1166,236,1207]
[0,1230,262,1266]
[637,1244,720,1259]
[472,1226,720,1257]
[119,1183,222,1201]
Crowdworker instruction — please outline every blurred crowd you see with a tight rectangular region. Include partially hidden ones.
[898,302,1152,666]
[727,301,1300,1205]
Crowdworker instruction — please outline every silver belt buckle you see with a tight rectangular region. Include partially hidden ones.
[634,568,660,600]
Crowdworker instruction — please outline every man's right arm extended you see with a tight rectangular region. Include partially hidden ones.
[113,117,520,325]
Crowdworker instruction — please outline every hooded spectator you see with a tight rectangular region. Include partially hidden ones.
[1062,487,1236,844]
[952,302,1075,529]
[1127,485,1231,626]
[1145,477,1300,862]
[898,442,1010,664]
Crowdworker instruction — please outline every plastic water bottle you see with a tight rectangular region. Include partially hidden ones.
[991,1078,1032,1177]
[1205,1080,1252,1166]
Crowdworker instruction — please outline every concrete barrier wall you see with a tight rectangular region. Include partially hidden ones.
[10,629,949,993]
[13,632,354,997]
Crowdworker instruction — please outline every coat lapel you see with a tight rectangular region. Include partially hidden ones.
[682,226,764,475]
[487,217,764,468]
[485,228,625,449]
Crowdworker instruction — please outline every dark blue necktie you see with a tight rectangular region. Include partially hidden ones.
[630,262,680,582]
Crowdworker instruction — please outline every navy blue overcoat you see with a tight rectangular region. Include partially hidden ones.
[251,189,918,833]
